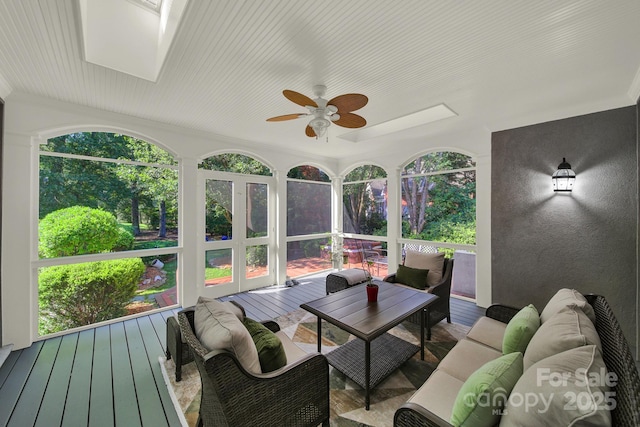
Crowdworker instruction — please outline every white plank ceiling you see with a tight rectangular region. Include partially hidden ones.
[0,0,639,158]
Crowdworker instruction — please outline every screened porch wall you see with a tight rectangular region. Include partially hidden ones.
[1,93,492,350]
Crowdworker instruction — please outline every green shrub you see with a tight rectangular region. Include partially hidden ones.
[39,206,120,257]
[246,245,267,267]
[113,225,135,251]
[38,258,145,335]
[422,220,476,245]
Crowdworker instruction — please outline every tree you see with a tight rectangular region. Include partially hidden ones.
[201,153,272,238]
[40,132,179,238]
[39,133,130,218]
[200,153,272,176]
[123,136,178,237]
[343,165,387,234]
[402,152,475,237]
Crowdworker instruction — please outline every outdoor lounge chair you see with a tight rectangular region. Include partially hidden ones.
[384,253,454,340]
[177,306,330,427]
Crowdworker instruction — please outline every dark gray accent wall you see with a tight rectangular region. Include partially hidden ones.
[492,105,637,356]
[0,98,3,344]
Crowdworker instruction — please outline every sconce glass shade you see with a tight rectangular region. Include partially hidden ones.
[552,158,576,192]
[309,117,330,138]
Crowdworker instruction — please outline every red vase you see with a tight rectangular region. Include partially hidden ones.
[366,284,379,302]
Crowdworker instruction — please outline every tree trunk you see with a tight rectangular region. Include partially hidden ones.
[158,199,167,237]
[131,194,140,236]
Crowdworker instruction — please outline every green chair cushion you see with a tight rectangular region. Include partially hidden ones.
[242,317,287,373]
[502,304,540,354]
[395,264,429,290]
[450,352,523,427]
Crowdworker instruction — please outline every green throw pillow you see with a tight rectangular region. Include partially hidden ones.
[395,264,429,290]
[242,317,287,373]
[450,352,524,427]
[502,304,540,354]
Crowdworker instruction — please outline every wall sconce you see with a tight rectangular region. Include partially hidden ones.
[552,158,576,192]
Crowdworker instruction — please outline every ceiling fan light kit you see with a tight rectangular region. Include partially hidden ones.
[309,117,331,138]
[267,84,368,139]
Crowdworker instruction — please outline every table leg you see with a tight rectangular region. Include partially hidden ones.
[317,316,322,353]
[365,340,371,410]
[420,309,425,360]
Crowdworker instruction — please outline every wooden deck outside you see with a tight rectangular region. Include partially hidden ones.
[0,274,484,427]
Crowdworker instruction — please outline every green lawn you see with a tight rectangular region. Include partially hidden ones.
[205,267,232,280]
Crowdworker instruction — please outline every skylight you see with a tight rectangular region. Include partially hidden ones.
[128,0,163,14]
[79,0,188,82]
[339,103,458,142]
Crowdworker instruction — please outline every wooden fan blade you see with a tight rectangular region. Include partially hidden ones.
[305,125,316,137]
[328,93,368,113]
[333,112,367,128]
[283,90,318,108]
[266,113,307,122]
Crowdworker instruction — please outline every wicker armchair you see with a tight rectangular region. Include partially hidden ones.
[384,258,454,340]
[177,309,330,427]
[165,307,195,381]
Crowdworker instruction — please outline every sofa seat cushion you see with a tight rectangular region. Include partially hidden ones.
[540,288,596,324]
[276,330,308,365]
[451,352,523,427]
[438,338,503,382]
[524,305,601,370]
[404,250,444,287]
[502,304,540,354]
[407,369,465,422]
[194,297,261,374]
[500,345,612,427]
[466,316,508,352]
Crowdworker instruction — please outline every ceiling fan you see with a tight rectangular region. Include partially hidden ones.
[266,85,368,139]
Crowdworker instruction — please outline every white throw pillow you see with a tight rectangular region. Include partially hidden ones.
[500,345,612,427]
[524,305,601,371]
[404,251,445,287]
[540,288,596,324]
[194,297,261,374]
[194,296,245,321]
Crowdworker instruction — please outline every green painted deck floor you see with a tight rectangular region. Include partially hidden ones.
[0,274,484,426]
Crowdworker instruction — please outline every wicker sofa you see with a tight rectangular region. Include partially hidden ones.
[394,290,640,427]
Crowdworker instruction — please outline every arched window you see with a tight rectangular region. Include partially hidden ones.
[38,132,178,335]
[401,151,476,298]
[286,165,332,277]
